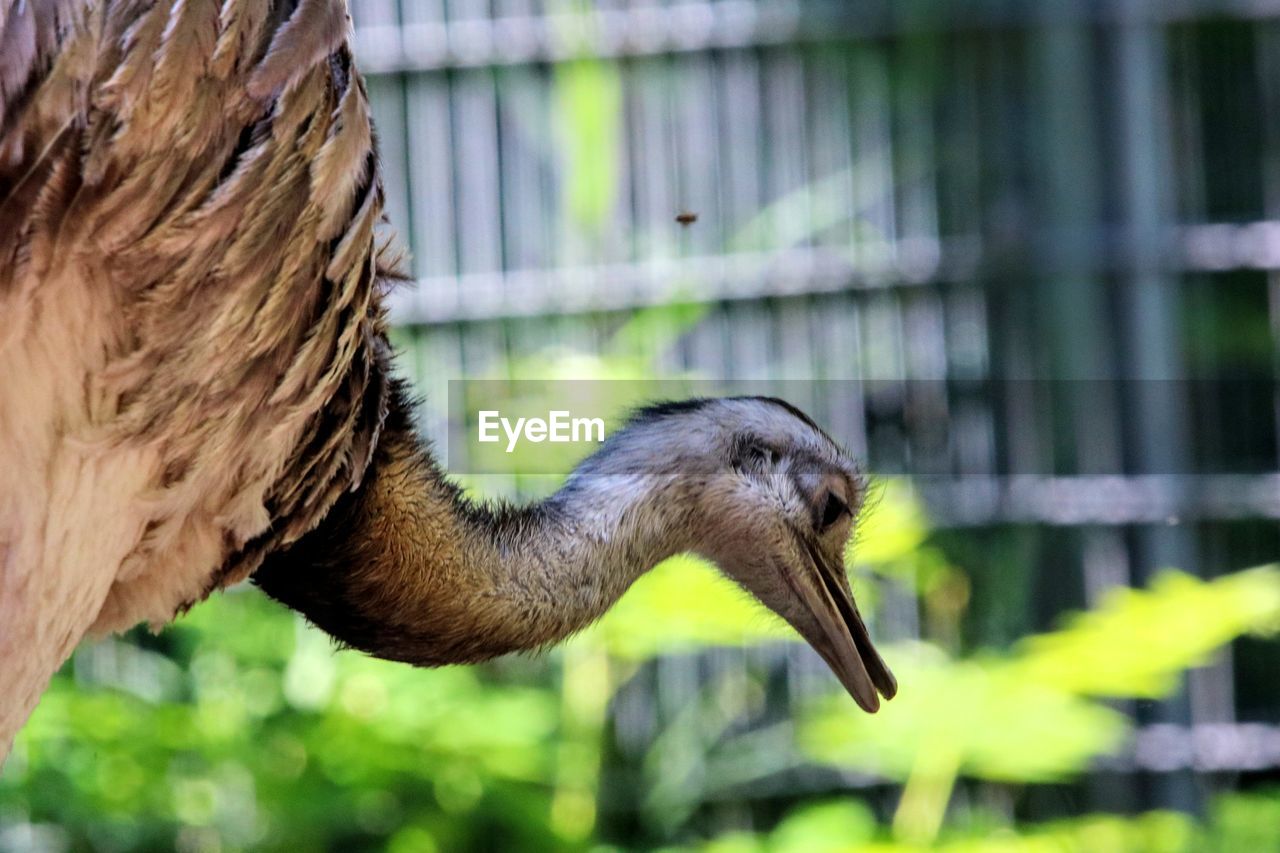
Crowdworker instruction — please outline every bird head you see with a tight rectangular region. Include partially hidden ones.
[589,397,898,713]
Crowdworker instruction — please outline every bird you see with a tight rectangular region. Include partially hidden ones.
[253,395,898,712]
[0,0,895,756]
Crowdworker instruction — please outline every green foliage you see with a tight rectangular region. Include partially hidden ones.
[700,800,878,853]
[1,592,567,851]
[850,479,961,612]
[768,800,879,852]
[575,555,793,661]
[696,790,1280,853]
[1014,566,1280,697]
[1206,787,1280,852]
[554,56,622,235]
[800,643,1128,784]
[546,1,624,242]
[796,566,1280,845]
[802,567,1280,782]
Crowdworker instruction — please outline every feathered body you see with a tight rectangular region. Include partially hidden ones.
[0,0,391,747]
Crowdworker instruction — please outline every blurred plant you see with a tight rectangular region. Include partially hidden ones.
[554,56,621,238]
[797,566,1280,846]
[694,785,1280,853]
[549,0,623,264]
[0,590,567,851]
[695,797,1197,853]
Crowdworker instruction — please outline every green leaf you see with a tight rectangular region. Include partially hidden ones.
[554,58,622,233]
[1016,566,1280,697]
[573,555,792,661]
[850,479,929,566]
[799,566,1280,789]
[798,643,1127,784]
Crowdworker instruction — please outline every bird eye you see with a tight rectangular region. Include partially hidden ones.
[732,439,778,473]
[820,492,848,529]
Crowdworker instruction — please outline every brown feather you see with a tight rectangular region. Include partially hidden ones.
[311,60,371,240]
[210,0,270,79]
[246,0,348,101]
[99,0,168,126]
[126,1,224,154]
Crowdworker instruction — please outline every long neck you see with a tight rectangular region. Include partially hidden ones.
[253,397,692,665]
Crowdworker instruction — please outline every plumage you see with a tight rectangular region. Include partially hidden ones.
[1,0,389,752]
[0,0,894,759]
[245,0,348,101]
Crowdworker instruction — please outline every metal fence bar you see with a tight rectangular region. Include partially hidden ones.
[351,0,1280,75]
[916,473,1280,527]
[386,222,1280,323]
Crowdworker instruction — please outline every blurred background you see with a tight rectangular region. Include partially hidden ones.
[6,0,1280,849]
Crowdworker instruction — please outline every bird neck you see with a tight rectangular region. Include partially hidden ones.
[253,396,693,665]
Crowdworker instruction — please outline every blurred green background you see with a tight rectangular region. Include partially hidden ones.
[8,0,1280,850]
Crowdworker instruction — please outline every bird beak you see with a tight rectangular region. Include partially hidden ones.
[786,534,897,713]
